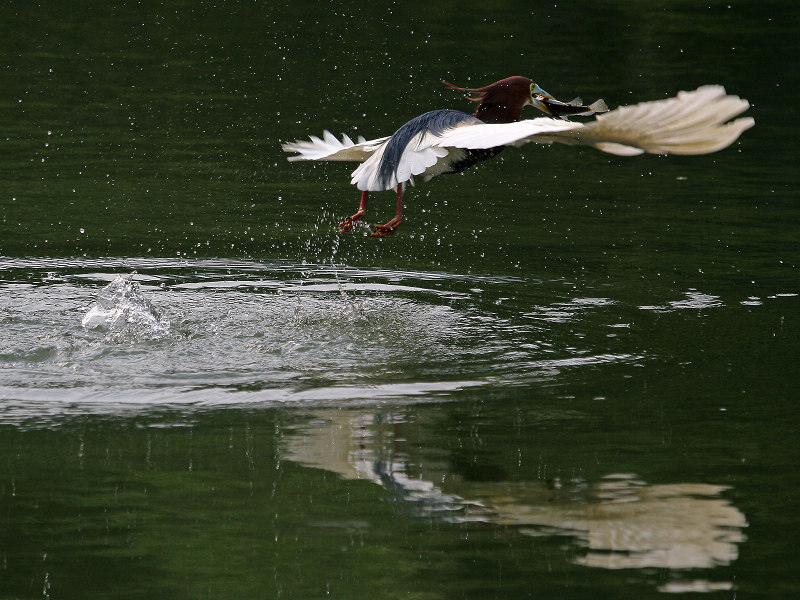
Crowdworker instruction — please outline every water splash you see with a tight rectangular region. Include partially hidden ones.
[81,273,170,339]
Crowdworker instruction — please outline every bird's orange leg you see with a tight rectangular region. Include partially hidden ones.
[338,191,368,234]
[371,183,404,237]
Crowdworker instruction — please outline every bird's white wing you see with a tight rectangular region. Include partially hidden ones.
[282,130,389,162]
[437,85,754,157]
[350,130,454,191]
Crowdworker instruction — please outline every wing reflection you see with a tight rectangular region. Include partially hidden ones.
[282,409,747,575]
[491,475,747,569]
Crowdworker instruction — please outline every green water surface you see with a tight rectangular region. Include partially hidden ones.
[1,2,799,599]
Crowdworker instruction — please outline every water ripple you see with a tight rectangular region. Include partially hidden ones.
[4,256,784,420]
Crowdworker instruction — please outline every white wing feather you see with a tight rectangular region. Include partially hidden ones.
[350,131,453,191]
[349,141,389,191]
[281,131,389,162]
[395,131,451,184]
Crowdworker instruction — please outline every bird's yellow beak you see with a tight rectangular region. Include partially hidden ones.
[530,83,555,116]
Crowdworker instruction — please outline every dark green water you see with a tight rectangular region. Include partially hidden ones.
[2,2,799,598]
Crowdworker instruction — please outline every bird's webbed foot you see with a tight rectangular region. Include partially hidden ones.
[337,209,366,234]
[370,217,403,237]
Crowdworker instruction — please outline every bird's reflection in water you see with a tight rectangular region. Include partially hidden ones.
[282,409,747,588]
[491,475,746,570]
[283,410,468,512]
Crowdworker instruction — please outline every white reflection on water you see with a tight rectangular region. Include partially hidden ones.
[283,410,469,512]
[283,409,747,586]
[523,296,617,323]
[495,474,746,570]
[639,289,723,312]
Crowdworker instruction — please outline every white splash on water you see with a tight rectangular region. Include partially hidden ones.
[81,273,170,337]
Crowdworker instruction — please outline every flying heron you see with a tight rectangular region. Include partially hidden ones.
[283,76,753,237]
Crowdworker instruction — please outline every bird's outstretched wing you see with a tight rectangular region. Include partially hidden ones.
[437,85,753,156]
[282,131,389,162]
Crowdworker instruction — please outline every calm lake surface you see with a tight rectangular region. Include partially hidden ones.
[2,2,799,598]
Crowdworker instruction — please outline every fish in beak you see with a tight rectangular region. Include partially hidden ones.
[529,83,609,120]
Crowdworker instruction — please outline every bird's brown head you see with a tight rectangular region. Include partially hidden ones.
[443,76,553,124]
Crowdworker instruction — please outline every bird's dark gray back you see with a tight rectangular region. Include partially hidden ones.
[377,109,480,189]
